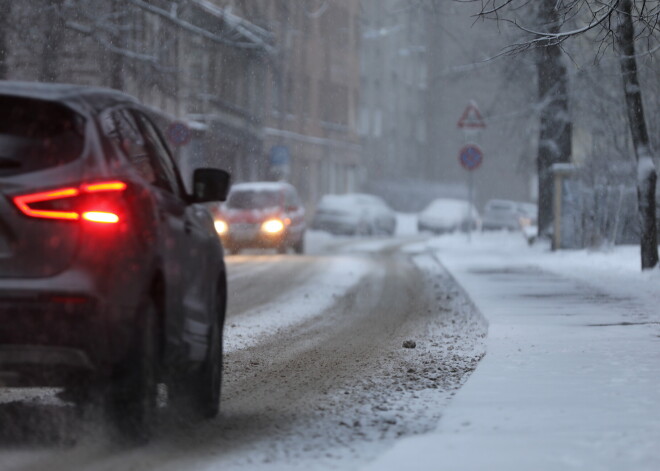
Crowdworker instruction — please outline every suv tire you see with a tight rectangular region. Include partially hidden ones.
[193,320,222,418]
[176,287,223,419]
[105,297,158,443]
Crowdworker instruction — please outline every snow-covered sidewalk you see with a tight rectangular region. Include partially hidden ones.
[366,233,660,471]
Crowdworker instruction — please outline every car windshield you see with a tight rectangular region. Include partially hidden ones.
[0,96,84,175]
[227,190,280,210]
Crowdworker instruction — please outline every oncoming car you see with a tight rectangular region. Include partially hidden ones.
[0,82,231,441]
[213,181,306,254]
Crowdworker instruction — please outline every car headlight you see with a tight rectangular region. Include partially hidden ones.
[214,220,228,235]
[261,219,284,234]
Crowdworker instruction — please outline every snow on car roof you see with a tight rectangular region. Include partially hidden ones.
[230,181,294,192]
[425,198,473,210]
[319,193,387,207]
[421,198,478,219]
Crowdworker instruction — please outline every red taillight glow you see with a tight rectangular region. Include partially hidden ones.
[82,181,127,193]
[12,181,127,224]
[13,188,80,220]
[82,211,120,224]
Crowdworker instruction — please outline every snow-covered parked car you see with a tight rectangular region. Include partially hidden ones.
[482,199,538,234]
[212,182,306,254]
[482,199,523,231]
[311,193,396,236]
[417,198,480,234]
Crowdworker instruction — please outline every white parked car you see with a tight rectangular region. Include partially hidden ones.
[417,198,480,234]
[482,199,522,231]
[311,193,397,236]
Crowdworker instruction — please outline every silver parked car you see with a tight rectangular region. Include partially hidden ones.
[311,193,396,236]
[482,199,522,231]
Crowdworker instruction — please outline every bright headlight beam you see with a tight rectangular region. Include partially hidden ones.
[214,220,228,235]
[262,219,285,234]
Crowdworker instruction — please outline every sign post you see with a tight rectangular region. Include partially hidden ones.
[458,144,483,241]
[457,100,486,242]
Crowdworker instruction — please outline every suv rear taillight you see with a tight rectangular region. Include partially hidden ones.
[12,181,127,224]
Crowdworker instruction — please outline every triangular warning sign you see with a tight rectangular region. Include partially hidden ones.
[457,101,486,129]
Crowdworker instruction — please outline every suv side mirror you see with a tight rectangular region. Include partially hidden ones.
[192,168,231,203]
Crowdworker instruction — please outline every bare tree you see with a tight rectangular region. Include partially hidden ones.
[617,0,658,268]
[534,1,572,239]
[474,0,659,269]
[0,0,10,79]
[40,0,66,82]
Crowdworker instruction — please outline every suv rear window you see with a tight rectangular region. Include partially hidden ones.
[227,190,281,210]
[0,96,85,176]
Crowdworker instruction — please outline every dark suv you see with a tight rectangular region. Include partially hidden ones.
[0,82,230,440]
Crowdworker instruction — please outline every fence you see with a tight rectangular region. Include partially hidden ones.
[554,166,650,249]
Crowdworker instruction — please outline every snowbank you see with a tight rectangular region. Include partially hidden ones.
[364,233,660,471]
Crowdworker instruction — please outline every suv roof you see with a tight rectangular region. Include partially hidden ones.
[0,81,138,113]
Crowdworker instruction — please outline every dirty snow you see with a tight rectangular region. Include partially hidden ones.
[364,232,660,471]
[224,256,372,352]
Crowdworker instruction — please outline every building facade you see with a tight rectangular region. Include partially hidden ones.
[1,0,272,187]
[220,0,363,205]
[1,0,363,207]
[359,0,430,191]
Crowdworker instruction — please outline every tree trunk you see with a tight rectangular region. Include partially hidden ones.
[40,0,66,82]
[109,0,124,90]
[535,0,572,240]
[0,1,11,79]
[617,0,658,270]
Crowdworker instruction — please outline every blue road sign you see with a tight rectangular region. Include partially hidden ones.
[166,121,192,147]
[459,144,483,171]
[270,145,290,167]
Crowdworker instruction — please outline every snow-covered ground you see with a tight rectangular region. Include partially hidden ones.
[365,231,660,471]
[224,255,372,352]
[0,225,485,471]
[2,218,658,471]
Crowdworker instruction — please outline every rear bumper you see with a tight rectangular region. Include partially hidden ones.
[0,270,142,384]
[482,221,519,231]
[418,222,452,234]
[0,346,94,387]
[311,218,358,235]
[0,345,93,369]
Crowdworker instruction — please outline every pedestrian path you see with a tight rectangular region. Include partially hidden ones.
[365,235,660,471]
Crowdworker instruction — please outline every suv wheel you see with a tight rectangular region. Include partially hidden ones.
[193,320,222,418]
[105,298,158,443]
[179,286,223,419]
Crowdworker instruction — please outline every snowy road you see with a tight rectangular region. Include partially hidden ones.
[0,235,485,471]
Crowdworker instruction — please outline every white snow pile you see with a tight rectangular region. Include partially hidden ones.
[365,232,660,471]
